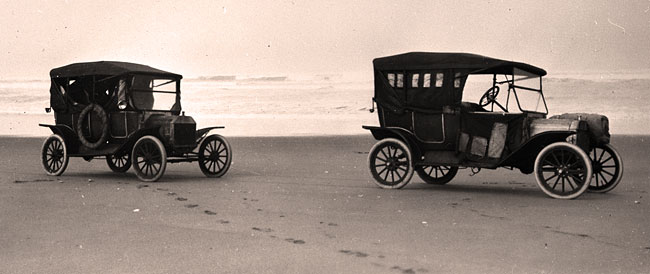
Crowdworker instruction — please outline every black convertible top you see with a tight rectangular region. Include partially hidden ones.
[372,52,547,114]
[50,61,182,79]
[373,52,546,76]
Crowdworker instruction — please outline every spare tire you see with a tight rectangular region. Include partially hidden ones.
[76,103,108,149]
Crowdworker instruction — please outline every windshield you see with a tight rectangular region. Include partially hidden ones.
[130,75,179,111]
[461,69,547,114]
[511,68,546,113]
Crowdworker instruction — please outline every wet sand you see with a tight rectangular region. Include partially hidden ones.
[1,135,649,273]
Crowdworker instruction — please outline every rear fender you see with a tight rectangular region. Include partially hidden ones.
[363,126,422,160]
[39,124,79,152]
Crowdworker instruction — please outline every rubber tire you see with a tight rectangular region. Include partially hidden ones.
[415,165,458,185]
[368,138,414,189]
[76,103,108,149]
[198,134,232,178]
[106,153,131,173]
[534,142,593,199]
[588,144,624,193]
[41,134,69,176]
[132,136,167,182]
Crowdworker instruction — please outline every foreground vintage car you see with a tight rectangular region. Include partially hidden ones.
[363,52,623,199]
[40,61,232,182]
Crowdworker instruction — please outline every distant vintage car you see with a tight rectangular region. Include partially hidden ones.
[40,61,232,182]
[364,52,623,199]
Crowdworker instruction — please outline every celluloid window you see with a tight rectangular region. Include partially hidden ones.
[411,73,419,88]
[396,73,404,88]
[423,73,431,88]
[387,73,396,87]
[435,73,444,87]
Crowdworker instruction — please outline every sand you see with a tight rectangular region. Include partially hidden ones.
[1,135,648,273]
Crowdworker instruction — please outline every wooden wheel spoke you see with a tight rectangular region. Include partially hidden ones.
[599,156,613,165]
[597,149,606,162]
[598,172,610,183]
[550,176,561,189]
[376,166,388,176]
[544,172,559,182]
[379,149,389,161]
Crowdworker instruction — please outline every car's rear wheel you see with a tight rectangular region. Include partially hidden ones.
[107,153,131,173]
[588,144,623,193]
[415,165,458,185]
[132,136,167,182]
[368,138,414,189]
[198,134,232,178]
[534,142,592,199]
[42,134,69,176]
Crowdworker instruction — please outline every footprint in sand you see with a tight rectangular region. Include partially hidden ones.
[391,266,429,274]
[167,192,177,196]
[284,238,306,244]
[185,204,199,208]
[339,250,368,258]
[176,197,188,201]
[137,184,149,189]
[252,227,274,233]
[204,210,217,215]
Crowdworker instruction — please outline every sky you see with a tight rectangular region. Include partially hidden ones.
[1,0,649,79]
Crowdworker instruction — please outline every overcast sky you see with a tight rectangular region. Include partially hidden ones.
[1,0,648,79]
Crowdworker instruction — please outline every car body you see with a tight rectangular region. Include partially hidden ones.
[363,52,622,199]
[40,61,232,181]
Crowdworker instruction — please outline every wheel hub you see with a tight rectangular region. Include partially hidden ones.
[386,158,399,171]
[209,152,219,161]
[592,161,602,173]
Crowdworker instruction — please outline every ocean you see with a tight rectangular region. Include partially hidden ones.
[1,73,649,137]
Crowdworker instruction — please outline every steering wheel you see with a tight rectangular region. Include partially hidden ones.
[479,86,500,107]
[479,86,508,112]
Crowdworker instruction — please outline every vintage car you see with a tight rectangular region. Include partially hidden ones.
[363,52,623,199]
[40,61,232,182]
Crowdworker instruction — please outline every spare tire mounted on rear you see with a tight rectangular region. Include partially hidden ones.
[76,103,108,149]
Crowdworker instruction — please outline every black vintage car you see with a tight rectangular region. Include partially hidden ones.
[364,52,623,199]
[40,61,232,182]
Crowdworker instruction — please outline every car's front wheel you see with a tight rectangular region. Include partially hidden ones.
[588,144,623,193]
[198,134,232,178]
[534,142,592,199]
[132,136,167,182]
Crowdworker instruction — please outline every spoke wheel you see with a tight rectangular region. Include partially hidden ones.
[41,134,69,176]
[198,134,232,178]
[534,142,592,199]
[106,153,131,173]
[588,144,623,193]
[416,165,458,185]
[132,136,167,182]
[368,138,414,189]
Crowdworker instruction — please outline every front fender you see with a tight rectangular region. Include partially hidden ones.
[500,131,580,174]
[196,126,225,145]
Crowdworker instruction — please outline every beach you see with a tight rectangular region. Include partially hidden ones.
[1,135,648,273]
